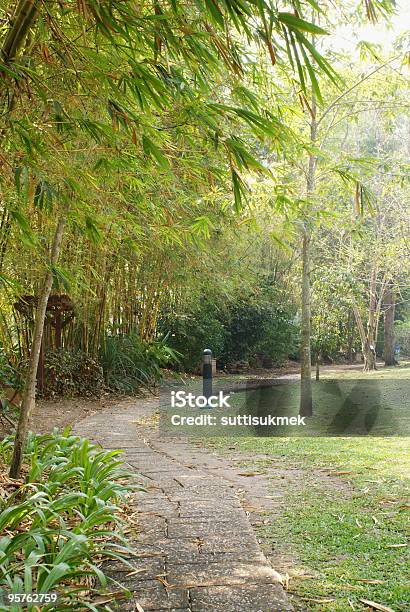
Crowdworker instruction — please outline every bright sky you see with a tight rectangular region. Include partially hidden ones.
[332,0,410,54]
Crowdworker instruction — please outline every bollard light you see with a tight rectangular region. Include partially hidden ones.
[202,348,213,404]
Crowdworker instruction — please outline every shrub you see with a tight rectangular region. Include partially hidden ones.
[159,300,227,371]
[0,431,138,610]
[100,332,181,393]
[394,321,410,357]
[221,301,299,367]
[0,348,22,392]
[161,293,298,372]
[42,349,104,398]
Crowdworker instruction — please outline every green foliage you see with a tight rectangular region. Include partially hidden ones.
[159,301,228,371]
[394,321,410,357]
[161,288,298,371]
[311,270,357,359]
[0,349,21,390]
[0,431,138,610]
[100,333,181,392]
[221,299,299,367]
[41,350,104,398]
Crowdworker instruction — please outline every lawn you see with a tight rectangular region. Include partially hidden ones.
[202,365,410,611]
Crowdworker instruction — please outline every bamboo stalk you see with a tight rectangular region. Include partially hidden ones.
[1,0,39,62]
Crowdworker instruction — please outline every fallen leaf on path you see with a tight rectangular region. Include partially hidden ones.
[92,597,115,605]
[237,472,265,477]
[359,599,396,612]
[135,603,145,612]
[92,591,127,603]
[329,471,352,475]
[125,569,146,577]
[300,597,335,603]
[354,579,385,584]
[193,537,204,550]
[155,574,173,588]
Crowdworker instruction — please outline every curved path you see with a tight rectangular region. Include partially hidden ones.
[74,397,293,612]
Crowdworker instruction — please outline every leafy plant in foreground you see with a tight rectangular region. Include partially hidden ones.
[0,431,140,610]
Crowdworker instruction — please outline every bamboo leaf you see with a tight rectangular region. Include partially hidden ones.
[278,13,329,35]
[142,135,170,170]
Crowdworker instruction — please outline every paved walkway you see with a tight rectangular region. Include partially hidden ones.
[74,398,293,612]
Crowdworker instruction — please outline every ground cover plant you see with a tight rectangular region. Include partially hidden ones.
[0,431,137,610]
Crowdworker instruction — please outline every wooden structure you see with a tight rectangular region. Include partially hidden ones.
[14,294,74,393]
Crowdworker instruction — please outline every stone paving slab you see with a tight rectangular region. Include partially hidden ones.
[115,579,190,610]
[74,400,293,611]
[189,584,293,612]
[107,556,166,582]
[166,520,248,539]
[168,550,266,566]
[167,561,282,587]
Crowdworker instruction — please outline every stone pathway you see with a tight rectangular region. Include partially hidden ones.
[74,398,293,612]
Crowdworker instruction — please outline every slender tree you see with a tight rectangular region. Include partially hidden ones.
[10,209,67,477]
[383,283,396,366]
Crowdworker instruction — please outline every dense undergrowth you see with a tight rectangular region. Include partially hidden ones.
[0,335,181,399]
[0,431,138,610]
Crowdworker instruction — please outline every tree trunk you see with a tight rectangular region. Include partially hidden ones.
[300,225,313,415]
[352,303,377,372]
[299,89,316,417]
[363,346,376,371]
[346,311,355,364]
[9,212,67,478]
[315,353,320,381]
[383,284,396,366]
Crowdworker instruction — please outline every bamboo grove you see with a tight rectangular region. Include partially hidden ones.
[1,0,408,476]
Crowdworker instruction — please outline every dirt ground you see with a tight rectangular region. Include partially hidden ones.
[0,394,134,438]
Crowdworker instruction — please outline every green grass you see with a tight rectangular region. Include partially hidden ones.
[204,366,410,611]
[162,363,410,437]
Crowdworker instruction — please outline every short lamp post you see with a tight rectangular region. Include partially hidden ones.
[202,348,213,401]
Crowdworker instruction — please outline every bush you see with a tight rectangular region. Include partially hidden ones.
[161,293,298,372]
[394,321,410,357]
[100,332,181,393]
[41,349,104,398]
[221,301,299,367]
[0,431,138,610]
[159,300,227,371]
[0,348,22,391]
